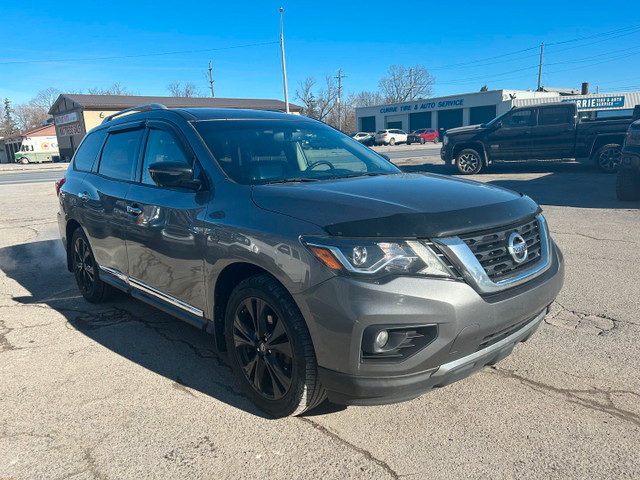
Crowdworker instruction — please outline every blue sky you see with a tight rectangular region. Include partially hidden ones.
[2,0,640,105]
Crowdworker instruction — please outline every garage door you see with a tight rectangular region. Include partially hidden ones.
[438,108,463,135]
[409,112,431,131]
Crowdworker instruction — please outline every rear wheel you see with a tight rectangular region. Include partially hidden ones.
[593,144,622,173]
[225,274,326,417]
[616,169,640,201]
[455,149,483,175]
[71,228,114,303]
[389,137,396,146]
[433,137,439,144]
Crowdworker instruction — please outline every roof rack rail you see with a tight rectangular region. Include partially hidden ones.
[101,104,168,124]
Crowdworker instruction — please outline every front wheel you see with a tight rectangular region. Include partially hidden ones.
[406,139,412,145]
[225,274,326,417]
[593,144,622,173]
[455,149,483,175]
[419,137,425,145]
[20,157,29,164]
[388,138,396,146]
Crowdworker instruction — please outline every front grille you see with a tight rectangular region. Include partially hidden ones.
[461,218,543,282]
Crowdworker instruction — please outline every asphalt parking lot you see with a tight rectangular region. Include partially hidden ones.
[1,151,639,479]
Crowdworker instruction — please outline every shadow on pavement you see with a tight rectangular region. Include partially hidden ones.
[401,161,640,209]
[0,239,348,418]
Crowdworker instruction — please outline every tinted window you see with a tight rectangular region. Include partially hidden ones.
[98,129,142,181]
[538,107,572,126]
[141,129,191,185]
[503,109,534,128]
[74,130,107,172]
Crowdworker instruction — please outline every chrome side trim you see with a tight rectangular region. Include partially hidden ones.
[100,265,129,284]
[98,265,204,317]
[434,214,551,295]
[432,309,545,378]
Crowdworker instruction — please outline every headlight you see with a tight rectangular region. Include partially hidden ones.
[301,236,456,279]
[443,135,449,145]
[625,129,640,146]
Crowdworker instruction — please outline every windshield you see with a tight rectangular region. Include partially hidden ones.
[484,110,510,127]
[194,119,400,185]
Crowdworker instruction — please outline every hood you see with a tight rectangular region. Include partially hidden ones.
[251,173,540,238]
[445,124,485,135]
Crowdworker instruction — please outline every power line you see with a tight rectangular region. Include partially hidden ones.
[0,40,280,65]
[546,24,640,46]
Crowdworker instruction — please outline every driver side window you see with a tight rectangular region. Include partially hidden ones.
[141,129,190,185]
[503,109,534,128]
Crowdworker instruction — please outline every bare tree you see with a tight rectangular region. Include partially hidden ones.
[11,88,60,131]
[353,90,385,108]
[167,82,201,97]
[295,77,318,118]
[315,75,338,123]
[379,65,434,103]
[87,82,133,95]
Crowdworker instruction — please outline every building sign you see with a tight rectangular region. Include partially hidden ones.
[58,123,83,137]
[562,96,625,109]
[380,98,464,114]
[54,112,79,125]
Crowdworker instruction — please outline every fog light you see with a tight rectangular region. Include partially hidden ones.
[375,330,389,348]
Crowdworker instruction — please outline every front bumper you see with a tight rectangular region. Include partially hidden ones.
[319,308,546,405]
[294,242,564,405]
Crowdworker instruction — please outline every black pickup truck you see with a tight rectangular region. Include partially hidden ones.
[440,102,637,174]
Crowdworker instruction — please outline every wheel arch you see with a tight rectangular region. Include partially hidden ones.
[65,219,83,272]
[589,135,625,158]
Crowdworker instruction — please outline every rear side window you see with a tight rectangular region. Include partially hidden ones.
[98,129,143,181]
[538,107,572,126]
[74,130,107,172]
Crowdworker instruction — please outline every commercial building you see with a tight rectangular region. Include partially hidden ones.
[355,89,640,134]
[48,94,303,159]
[0,123,58,164]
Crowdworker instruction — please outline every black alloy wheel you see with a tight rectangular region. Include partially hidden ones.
[225,274,326,417]
[594,144,622,173]
[71,229,113,303]
[232,296,293,400]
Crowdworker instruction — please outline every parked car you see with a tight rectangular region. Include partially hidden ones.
[616,119,640,201]
[375,129,408,145]
[441,102,637,174]
[350,132,375,146]
[57,104,564,417]
[407,128,439,145]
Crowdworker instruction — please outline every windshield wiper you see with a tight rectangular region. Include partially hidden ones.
[263,177,322,185]
[335,171,396,179]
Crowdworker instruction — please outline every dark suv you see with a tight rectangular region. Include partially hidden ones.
[57,105,564,417]
[617,119,640,201]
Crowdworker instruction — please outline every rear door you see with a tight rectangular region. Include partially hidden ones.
[81,122,144,282]
[485,108,535,160]
[124,120,208,316]
[530,105,575,159]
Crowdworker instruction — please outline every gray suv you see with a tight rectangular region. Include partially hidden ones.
[57,105,564,417]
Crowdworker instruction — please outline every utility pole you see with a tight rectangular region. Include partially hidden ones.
[208,61,215,98]
[537,42,544,91]
[279,7,290,114]
[335,69,347,131]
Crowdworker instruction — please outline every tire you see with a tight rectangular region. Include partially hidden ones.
[407,140,412,145]
[225,274,326,418]
[20,157,29,164]
[389,137,396,146]
[71,228,114,303]
[616,169,640,201]
[593,143,622,173]
[433,137,439,144]
[455,149,483,175]
[419,138,425,145]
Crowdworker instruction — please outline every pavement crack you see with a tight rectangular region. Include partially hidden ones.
[298,417,400,479]
[550,230,639,244]
[489,366,640,427]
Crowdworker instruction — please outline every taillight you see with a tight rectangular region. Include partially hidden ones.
[55,176,66,196]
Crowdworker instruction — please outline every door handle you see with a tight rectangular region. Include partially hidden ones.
[78,192,89,201]
[127,205,142,216]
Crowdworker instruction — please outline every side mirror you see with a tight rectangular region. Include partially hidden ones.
[148,161,202,190]
[495,121,503,128]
